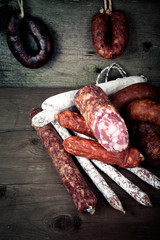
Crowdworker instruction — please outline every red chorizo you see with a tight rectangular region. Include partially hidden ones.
[91,9,129,59]
[129,122,160,167]
[126,99,160,125]
[74,85,129,152]
[29,108,97,213]
[110,82,157,112]
[63,136,144,168]
[55,110,94,138]
[7,12,53,68]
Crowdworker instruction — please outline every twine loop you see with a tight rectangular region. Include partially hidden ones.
[96,63,127,85]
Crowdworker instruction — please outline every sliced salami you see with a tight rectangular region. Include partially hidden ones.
[74,85,129,152]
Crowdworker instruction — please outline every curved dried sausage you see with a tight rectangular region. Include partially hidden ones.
[91,10,129,59]
[55,110,94,138]
[7,12,53,68]
[63,136,144,168]
[126,99,160,125]
[110,82,157,112]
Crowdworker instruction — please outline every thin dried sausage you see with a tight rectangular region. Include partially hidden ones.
[63,136,144,168]
[126,99,160,125]
[55,110,94,138]
[74,85,129,152]
[7,12,53,68]
[30,108,97,213]
[91,10,129,59]
[110,82,157,112]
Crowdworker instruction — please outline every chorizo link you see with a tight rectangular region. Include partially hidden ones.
[74,85,129,152]
[91,10,129,59]
[30,108,97,213]
[55,110,95,138]
[109,82,157,112]
[63,136,144,168]
[7,12,53,68]
[126,99,160,125]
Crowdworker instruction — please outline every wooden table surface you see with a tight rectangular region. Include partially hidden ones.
[0,88,160,240]
[0,0,160,239]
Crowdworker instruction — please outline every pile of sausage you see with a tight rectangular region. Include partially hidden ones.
[58,82,160,167]
[30,82,160,213]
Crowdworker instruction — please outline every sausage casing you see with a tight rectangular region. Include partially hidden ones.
[126,99,160,125]
[7,12,53,68]
[30,108,97,212]
[55,110,94,138]
[74,85,129,152]
[129,122,160,167]
[110,82,157,112]
[63,136,144,168]
[91,10,129,59]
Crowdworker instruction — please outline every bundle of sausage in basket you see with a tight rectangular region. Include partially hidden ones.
[30,63,160,214]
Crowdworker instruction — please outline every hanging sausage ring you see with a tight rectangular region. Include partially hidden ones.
[91,0,129,59]
[6,0,54,68]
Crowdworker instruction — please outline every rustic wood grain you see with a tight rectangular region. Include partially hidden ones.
[0,0,160,87]
[0,88,160,240]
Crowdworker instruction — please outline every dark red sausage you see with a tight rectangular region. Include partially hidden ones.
[29,108,97,213]
[91,10,129,59]
[74,85,129,152]
[55,110,95,138]
[129,122,160,167]
[110,82,157,112]
[7,12,53,68]
[126,99,160,125]
[63,136,144,168]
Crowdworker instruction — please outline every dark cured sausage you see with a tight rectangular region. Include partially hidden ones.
[63,136,144,168]
[110,82,157,112]
[129,123,160,167]
[30,108,97,213]
[74,85,129,152]
[91,10,129,59]
[126,99,160,125]
[7,12,53,68]
[55,110,94,138]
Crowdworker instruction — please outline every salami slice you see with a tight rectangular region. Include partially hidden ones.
[74,85,129,152]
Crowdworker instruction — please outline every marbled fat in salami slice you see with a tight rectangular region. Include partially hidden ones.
[74,85,129,152]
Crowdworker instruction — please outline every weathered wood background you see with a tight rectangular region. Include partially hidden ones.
[0,1,160,240]
[0,0,160,87]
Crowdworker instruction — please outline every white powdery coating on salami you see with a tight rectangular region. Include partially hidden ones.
[127,167,160,190]
[92,160,152,206]
[52,120,125,213]
[93,107,129,152]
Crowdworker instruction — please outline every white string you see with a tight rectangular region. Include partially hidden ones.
[96,63,127,85]
[18,0,24,18]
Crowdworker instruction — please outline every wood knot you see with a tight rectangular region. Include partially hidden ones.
[0,185,7,198]
[30,138,40,145]
[43,215,81,232]
[142,42,152,52]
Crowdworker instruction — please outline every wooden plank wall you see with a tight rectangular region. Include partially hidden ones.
[0,0,160,88]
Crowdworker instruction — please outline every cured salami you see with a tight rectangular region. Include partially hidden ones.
[30,108,97,213]
[74,85,129,152]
